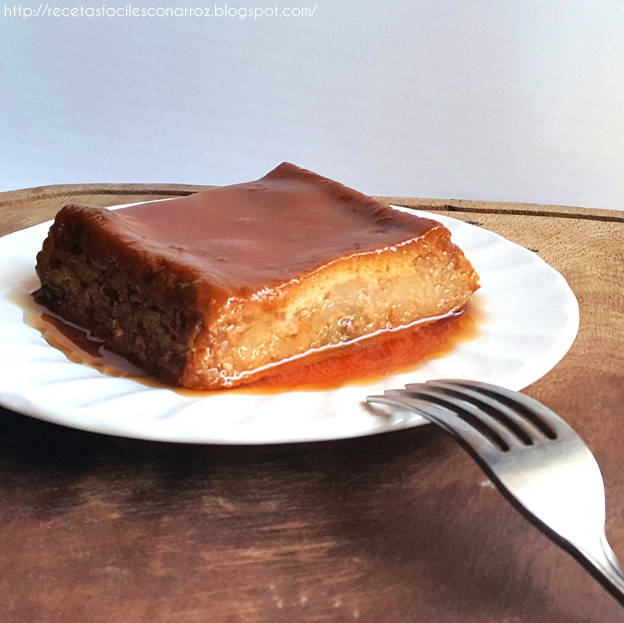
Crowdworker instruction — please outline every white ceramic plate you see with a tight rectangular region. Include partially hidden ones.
[0,206,579,444]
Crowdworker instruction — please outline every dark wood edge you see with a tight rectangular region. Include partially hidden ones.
[383,198,624,223]
[0,183,215,207]
[1,183,623,223]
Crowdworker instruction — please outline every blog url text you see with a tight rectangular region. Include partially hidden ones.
[3,3,318,19]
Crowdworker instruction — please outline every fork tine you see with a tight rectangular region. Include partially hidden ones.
[401,383,528,450]
[406,380,544,445]
[367,391,507,454]
[438,380,570,440]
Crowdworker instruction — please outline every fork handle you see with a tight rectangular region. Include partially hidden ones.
[574,534,624,606]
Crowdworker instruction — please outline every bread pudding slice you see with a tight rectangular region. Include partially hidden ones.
[34,163,479,389]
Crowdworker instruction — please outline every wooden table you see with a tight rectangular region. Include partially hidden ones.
[1,184,623,622]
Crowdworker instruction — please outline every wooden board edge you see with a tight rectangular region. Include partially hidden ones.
[0,183,622,222]
[0,183,213,207]
[382,197,624,223]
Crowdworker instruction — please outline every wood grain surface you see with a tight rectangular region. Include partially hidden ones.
[1,184,623,623]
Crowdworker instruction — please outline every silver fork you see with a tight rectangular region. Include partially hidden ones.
[367,379,624,606]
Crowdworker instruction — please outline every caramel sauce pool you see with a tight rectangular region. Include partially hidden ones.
[21,292,482,394]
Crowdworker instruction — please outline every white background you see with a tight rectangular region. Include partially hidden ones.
[1,1,623,210]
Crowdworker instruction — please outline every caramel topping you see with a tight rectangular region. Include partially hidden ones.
[98,162,440,293]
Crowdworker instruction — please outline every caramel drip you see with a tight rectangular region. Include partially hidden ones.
[22,297,480,394]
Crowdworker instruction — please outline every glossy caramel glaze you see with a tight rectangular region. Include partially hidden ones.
[244,309,477,392]
[23,299,478,394]
[88,162,441,295]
